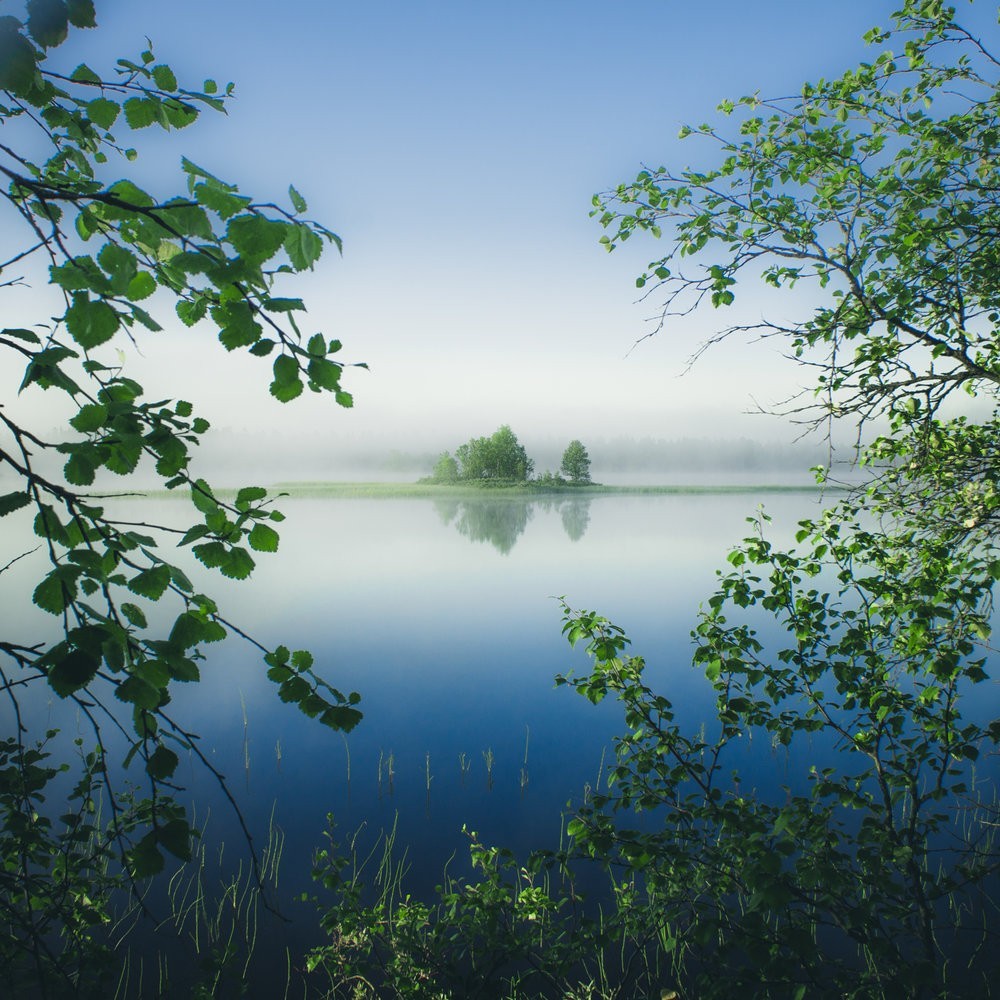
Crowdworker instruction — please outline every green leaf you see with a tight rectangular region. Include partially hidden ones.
[120,602,148,628]
[146,745,179,779]
[1,327,41,345]
[270,374,303,402]
[98,243,138,293]
[0,491,31,517]
[0,23,38,94]
[217,302,262,351]
[320,706,363,732]
[33,569,76,615]
[162,98,198,129]
[194,182,250,220]
[51,256,107,293]
[130,303,163,331]
[107,179,154,209]
[65,293,120,349]
[308,357,342,391]
[48,649,100,697]
[179,524,209,547]
[123,97,158,129]
[126,271,157,301]
[248,523,279,553]
[221,547,255,580]
[284,224,323,270]
[129,832,164,877]
[279,676,311,703]
[272,354,298,386]
[159,199,213,238]
[190,478,219,516]
[235,486,267,504]
[71,62,100,82]
[64,450,96,485]
[169,658,200,683]
[151,64,177,91]
[158,818,192,861]
[176,297,209,327]
[193,541,227,569]
[291,649,313,670]
[66,0,96,28]
[264,297,305,313]
[127,565,171,600]
[249,339,275,356]
[289,184,308,213]
[115,675,161,710]
[86,97,119,129]
[27,0,69,48]
[227,214,288,262]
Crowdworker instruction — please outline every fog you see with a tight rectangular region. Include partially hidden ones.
[7,1,995,491]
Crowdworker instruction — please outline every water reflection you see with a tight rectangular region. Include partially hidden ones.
[559,498,590,542]
[433,495,592,553]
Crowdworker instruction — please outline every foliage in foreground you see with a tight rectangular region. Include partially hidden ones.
[305,496,1000,998]
[307,2,1000,997]
[0,2,359,991]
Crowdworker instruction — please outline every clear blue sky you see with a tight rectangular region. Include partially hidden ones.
[12,1,998,466]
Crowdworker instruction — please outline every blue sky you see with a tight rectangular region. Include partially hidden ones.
[11,1,996,469]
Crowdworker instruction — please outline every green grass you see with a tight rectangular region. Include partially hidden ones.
[133,480,843,501]
[267,480,838,498]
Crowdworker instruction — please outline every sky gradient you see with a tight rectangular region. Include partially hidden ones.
[7,1,996,475]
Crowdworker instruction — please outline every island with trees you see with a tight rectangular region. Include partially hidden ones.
[423,425,594,488]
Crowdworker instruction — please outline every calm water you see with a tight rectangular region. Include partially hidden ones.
[5,487,995,983]
[160,491,817,876]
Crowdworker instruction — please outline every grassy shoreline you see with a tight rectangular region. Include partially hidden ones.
[264,480,841,498]
[125,480,849,500]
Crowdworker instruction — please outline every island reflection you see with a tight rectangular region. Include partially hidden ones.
[433,495,592,553]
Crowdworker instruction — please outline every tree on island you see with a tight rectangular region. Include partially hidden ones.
[559,439,591,483]
[430,451,459,482]
[454,424,534,481]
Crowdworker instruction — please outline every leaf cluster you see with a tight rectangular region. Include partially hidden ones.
[0,0,362,955]
[593,0,1000,432]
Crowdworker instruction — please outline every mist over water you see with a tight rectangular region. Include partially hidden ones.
[180,425,847,488]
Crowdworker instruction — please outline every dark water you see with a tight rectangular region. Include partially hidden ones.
[147,490,821,955]
[5,488,996,989]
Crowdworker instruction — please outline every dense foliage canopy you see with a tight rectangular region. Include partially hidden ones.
[453,425,534,482]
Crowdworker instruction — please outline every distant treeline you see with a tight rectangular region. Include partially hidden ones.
[382,436,831,476]
[585,436,829,473]
[184,429,836,484]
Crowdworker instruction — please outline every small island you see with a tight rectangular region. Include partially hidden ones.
[421,424,592,488]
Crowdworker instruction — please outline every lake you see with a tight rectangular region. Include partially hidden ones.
[4,485,995,989]
[156,489,818,877]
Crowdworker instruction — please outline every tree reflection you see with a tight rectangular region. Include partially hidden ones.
[560,497,591,542]
[454,499,534,555]
[438,496,593,553]
[432,498,461,526]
